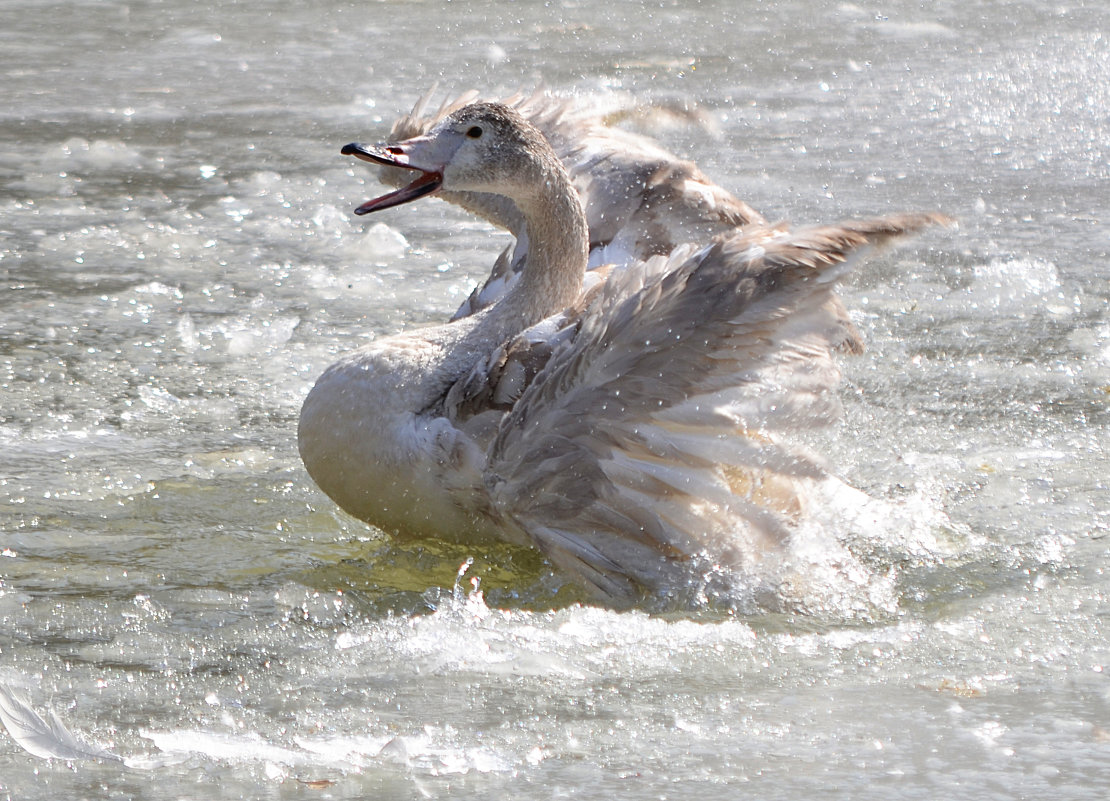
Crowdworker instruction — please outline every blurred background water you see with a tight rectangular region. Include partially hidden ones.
[1,0,1108,798]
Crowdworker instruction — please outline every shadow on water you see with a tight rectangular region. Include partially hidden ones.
[294,535,593,616]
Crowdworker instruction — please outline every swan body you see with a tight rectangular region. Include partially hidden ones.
[299,101,948,606]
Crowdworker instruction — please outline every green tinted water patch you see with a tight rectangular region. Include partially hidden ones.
[293,536,589,615]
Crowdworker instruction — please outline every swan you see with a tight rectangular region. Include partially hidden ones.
[374,88,865,352]
[299,101,948,606]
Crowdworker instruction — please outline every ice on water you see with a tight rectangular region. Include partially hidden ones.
[2,0,1109,798]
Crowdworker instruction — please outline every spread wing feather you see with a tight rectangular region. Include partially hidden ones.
[477,213,948,604]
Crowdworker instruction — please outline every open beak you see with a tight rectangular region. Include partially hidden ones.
[341,141,444,215]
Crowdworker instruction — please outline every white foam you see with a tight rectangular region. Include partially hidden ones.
[345,222,410,264]
[233,170,284,195]
[968,258,1062,312]
[311,203,351,238]
[58,137,145,171]
[220,314,301,356]
[142,728,307,766]
[1068,324,1110,365]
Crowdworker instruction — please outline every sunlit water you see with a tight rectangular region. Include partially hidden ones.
[1,0,1108,798]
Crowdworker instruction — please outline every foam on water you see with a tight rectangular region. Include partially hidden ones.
[57,138,147,173]
[967,258,1063,312]
[6,568,1107,792]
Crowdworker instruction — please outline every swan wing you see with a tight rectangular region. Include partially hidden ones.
[372,89,767,313]
[482,213,949,604]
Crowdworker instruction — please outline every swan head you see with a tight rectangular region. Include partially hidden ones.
[343,102,562,216]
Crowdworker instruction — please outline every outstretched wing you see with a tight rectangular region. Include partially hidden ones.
[481,214,949,605]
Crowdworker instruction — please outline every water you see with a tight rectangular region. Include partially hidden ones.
[1,0,1108,797]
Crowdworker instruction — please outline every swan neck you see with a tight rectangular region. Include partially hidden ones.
[505,163,589,327]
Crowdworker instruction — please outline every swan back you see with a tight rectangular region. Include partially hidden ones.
[369,89,765,313]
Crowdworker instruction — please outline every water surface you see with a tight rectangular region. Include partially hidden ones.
[1,0,1108,798]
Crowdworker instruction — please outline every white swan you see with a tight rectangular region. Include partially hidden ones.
[299,101,947,606]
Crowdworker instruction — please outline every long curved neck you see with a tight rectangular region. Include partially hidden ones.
[487,153,589,336]
[400,145,590,416]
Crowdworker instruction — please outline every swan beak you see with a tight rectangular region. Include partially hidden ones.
[342,141,444,215]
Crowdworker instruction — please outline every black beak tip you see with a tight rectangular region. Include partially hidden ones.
[340,142,363,156]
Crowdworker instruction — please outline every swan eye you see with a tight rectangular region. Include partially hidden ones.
[466,126,483,139]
